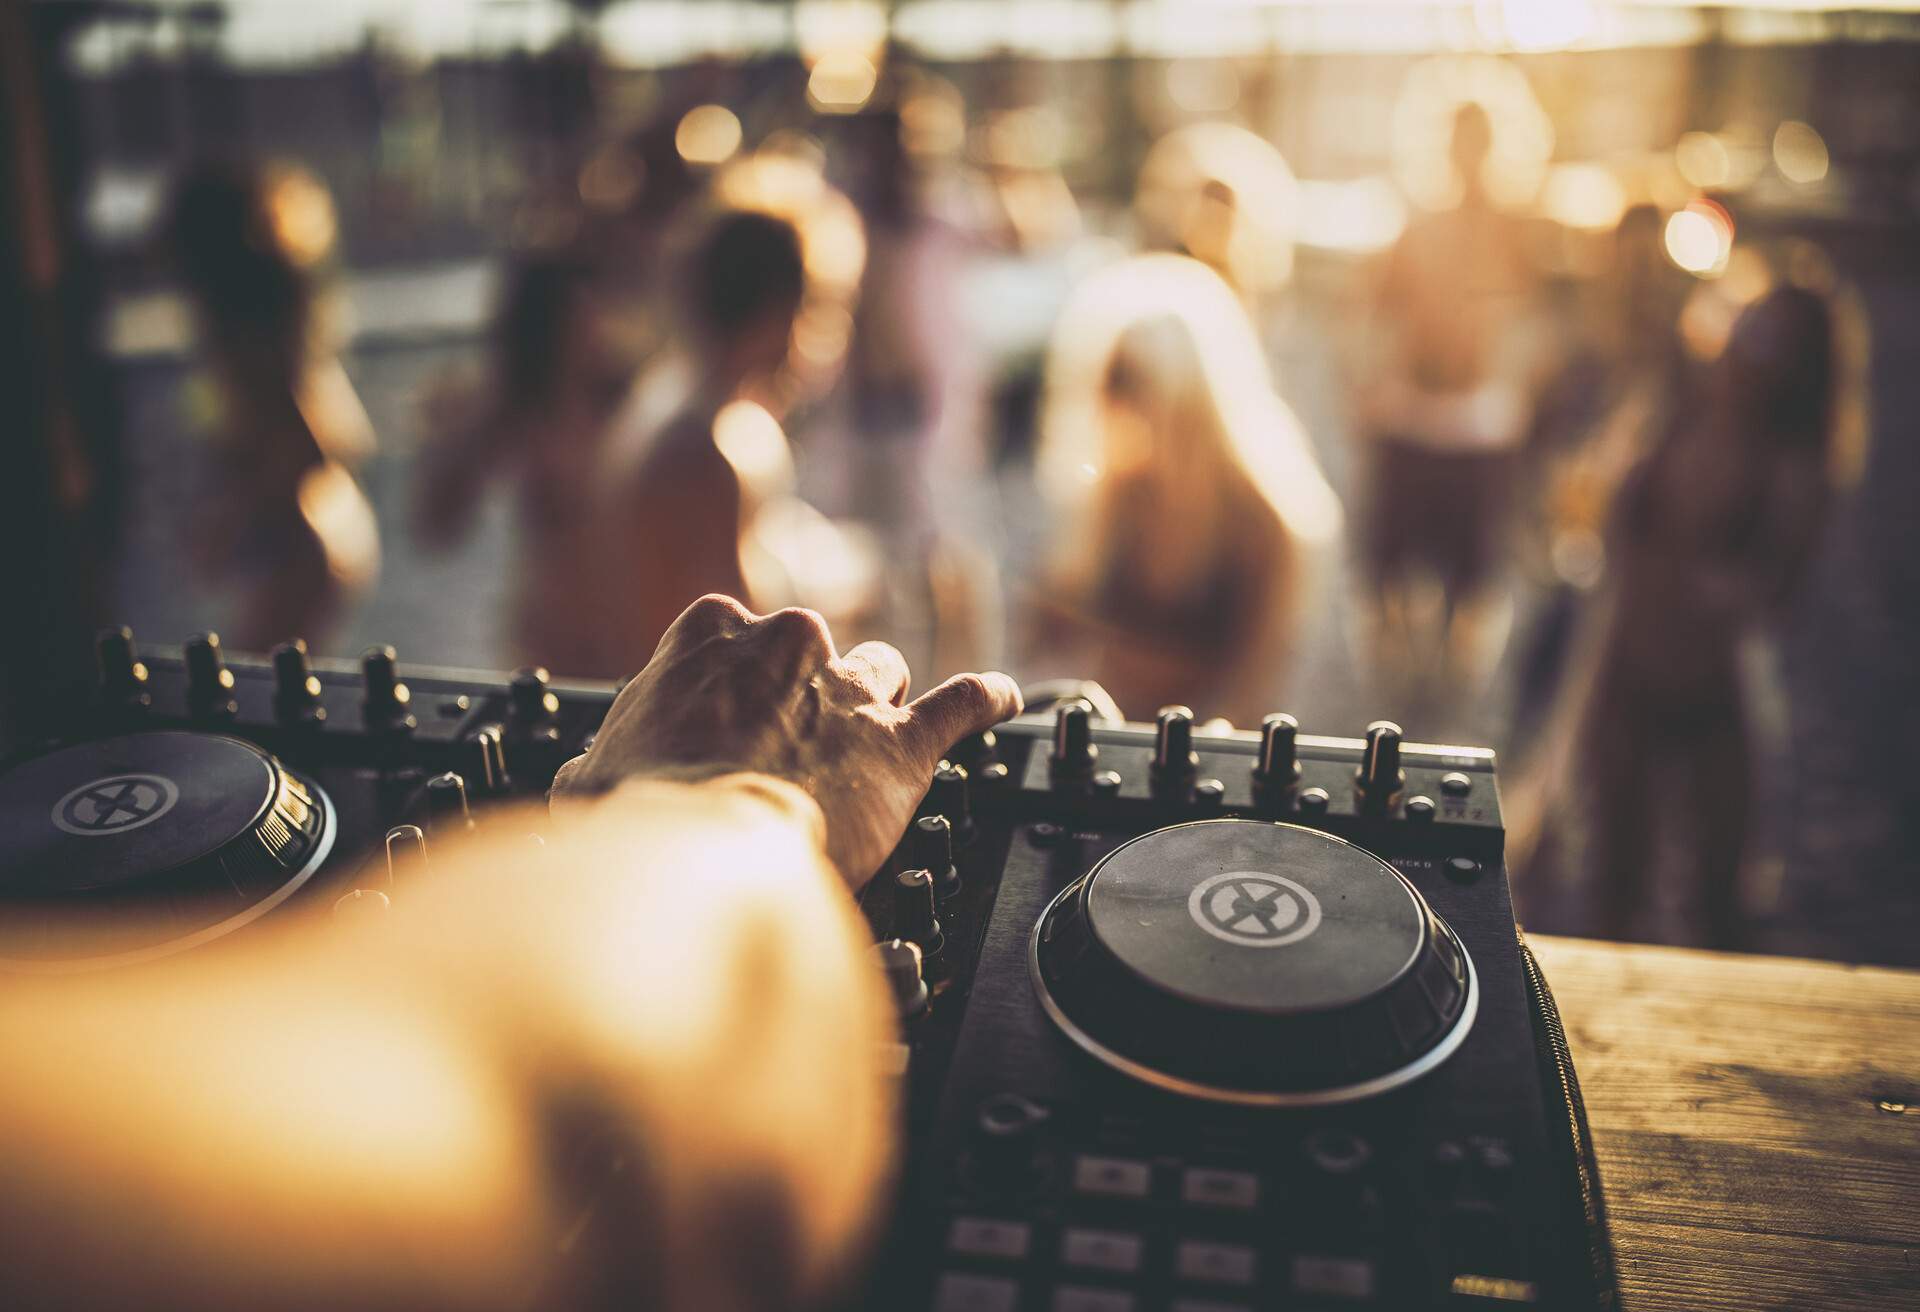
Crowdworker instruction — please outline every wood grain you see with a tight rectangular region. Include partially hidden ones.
[1529,935,1920,1311]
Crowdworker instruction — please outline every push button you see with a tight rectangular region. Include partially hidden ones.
[1291,1254,1376,1299]
[1050,1288,1134,1312]
[947,1217,1032,1261]
[1060,1228,1142,1274]
[1180,1168,1260,1209]
[1174,1240,1256,1286]
[1072,1155,1152,1200]
[934,1272,1020,1312]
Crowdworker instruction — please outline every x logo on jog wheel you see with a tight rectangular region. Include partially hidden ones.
[1188,870,1323,948]
[52,774,180,836]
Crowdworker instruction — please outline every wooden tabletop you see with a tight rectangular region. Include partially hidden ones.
[1529,935,1920,1311]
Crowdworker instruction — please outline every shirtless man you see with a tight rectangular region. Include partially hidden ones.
[589,162,879,677]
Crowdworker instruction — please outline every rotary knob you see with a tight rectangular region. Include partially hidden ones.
[97,627,151,713]
[925,762,973,844]
[1254,712,1301,797]
[1355,720,1404,804]
[1049,700,1098,778]
[894,868,942,954]
[425,771,473,835]
[384,824,427,886]
[874,938,930,1021]
[272,640,325,726]
[510,666,558,722]
[184,633,238,719]
[910,814,960,897]
[1151,705,1198,798]
[361,646,415,732]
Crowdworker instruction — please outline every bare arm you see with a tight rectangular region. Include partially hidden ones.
[0,595,1021,1312]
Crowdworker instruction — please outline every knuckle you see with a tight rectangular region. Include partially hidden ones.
[687,593,751,624]
[764,606,834,655]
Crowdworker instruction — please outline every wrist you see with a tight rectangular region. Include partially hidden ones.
[558,768,828,858]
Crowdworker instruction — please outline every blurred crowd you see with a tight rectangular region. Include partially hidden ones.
[153,49,1869,954]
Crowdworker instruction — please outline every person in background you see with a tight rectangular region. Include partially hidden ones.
[415,96,712,673]
[1529,277,1866,946]
[1355,101,1543,705]
[1508,202,1693,751]
[1027,254,1342,727]
[586,154,882,675]
[166,161,379,651]
[415,240,643,673]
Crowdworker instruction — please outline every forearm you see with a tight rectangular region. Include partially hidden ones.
[0,775,891,1312]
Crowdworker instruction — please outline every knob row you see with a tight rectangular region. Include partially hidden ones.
[97,627,558,734]
[1047,701,1426,807]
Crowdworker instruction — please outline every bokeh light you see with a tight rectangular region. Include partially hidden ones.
[1773,120,1831,185]
[807,51,879,114]
[1674,131,1731,189]
[1540,163,1628,232]
[1663,198,1734,278]
[676,105,744,167]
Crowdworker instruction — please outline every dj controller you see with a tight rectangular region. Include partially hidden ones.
[0,629,1616,1311]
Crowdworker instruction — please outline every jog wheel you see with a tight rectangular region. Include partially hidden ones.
[0,732,336,971]
[1031,819,1476,1105]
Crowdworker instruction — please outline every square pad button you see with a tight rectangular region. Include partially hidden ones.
[947,1218,1033,1261]
[1050,1287,1135,1312]
[1072,1155,1152,1200]
[1060,1228,1143,1274]
[1180,1168,1260,1209]
[934,1272,1020,1312]
[1175,1240,1257,1286]
[1291,1255,1376,1299]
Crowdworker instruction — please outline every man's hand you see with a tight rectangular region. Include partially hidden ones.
[550,594,1022,888]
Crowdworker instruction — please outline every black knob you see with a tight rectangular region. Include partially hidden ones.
[1255,713,1301,788]
[361,646,415,731]
[184,633,237,718]
[1194,778,1226,812]
[972,1093,1050,1188]
[1151,705,1198,795]
[952,728,998,769]
[926,761,973,843]
[424,771,473,835]
[271,640,325,724]
[1049,699,1097,774]
[1356,720,1405,801]
[894,868,942,952]
[509,666,557,721]
[911,814,960,897]
[470,725,510,795]
[97,626,151,710]
[1091,769,1123,798]
[384,823,428,886]
[874,938,930,1021]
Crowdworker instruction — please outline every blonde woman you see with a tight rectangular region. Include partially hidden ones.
[1029,254,1342,725]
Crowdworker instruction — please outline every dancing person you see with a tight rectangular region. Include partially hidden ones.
[1536,279,1864,946]
[167,161,378,651]
[1356,101,1544,702]
[1028,254,1342,726]
[586,155,880,676]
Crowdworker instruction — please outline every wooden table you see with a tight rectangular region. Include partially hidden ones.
[1530,936,1920,1311]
